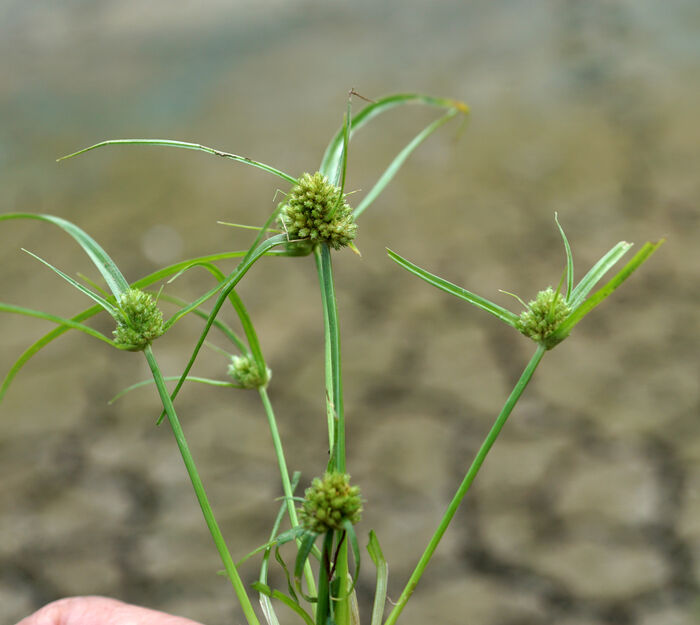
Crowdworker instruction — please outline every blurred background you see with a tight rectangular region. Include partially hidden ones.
[1,1,699,624]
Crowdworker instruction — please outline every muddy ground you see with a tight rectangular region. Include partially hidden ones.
[1,2,699,624]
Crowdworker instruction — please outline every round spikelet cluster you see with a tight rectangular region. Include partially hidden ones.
[113,289,165,351]
[279,172,357,250]
[227,354,271,389]
[515,287,570,348]
[298,472,362,534]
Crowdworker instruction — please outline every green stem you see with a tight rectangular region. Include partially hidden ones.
[333,536,350,625]
[143,345,260,625]
[314,244,345,473]
[384,344,547,625]
[258,386,317,597]
[315,531,334,625]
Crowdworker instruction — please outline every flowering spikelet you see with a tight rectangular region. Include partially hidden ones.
[515,287,570,349]
[113,288,165,351]
[298,472,362,533]
[279,172,357,250]
[227,354,270,389]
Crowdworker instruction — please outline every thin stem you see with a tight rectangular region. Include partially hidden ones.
[314,244,345,473]
[258,386,317,597]
[333,536,350,625]
[384,344,547,625]
[143,345,260,625]
[315,531,334,625]
[158,233,286,423]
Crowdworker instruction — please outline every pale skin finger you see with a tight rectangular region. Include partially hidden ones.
[15,596,205,625]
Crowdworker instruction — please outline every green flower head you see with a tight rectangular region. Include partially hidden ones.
[227,354,271,389]
[298,471,362,533]
[113,288,165,351]
[515,287,571,349]
[279,172,357,250]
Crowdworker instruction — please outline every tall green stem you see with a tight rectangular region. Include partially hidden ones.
[384,344,547,625]
[315,531,334,625]
[314,244,345,473]
[313,243,351,625]
[143,345,260,625]
[258,386,317,597]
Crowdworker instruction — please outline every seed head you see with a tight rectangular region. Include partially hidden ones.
[515,287,570,349]
[298,472,362,534]
[227,354,271,389]
[279,172,357,250]
[113,289,165,351]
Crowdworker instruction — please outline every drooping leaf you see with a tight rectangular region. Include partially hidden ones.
[0,303,115,348]
[0,213,130,299]
[22,249,118,317]
[387,249,519,327]
[320,93,468,178]
[59,139,298,185]
[353,108,460,219]
[109,375,239,404]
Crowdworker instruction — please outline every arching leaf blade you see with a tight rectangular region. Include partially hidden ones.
[552,239,664,341]
[569,241,633,310]
[22,249,118,316]
[320,92,468,178]
[353,109,459,219]
[1,213,130,298]
[59,139,298,185]
[387,249,519,327]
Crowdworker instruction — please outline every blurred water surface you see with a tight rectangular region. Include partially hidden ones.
[1,2,699,624]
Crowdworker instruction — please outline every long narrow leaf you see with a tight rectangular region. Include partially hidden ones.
[0,303,115,347]
[1,213,130,298]
[22,249,118,317]
[329,94,352,197]
[294,531,320,597]
[0,305,101,400]
[387,249,519,327]
[367,531,388,625]
[552,239,664,340]
[353,109,459,219]
[109,375,239,404]
[569,241,633,309]
[320,93,468,177]
[555,214,574,301]
[59,139,298,185]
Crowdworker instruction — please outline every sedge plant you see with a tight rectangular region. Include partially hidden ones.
[0,92,662,625]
